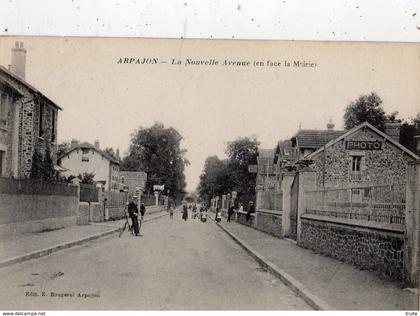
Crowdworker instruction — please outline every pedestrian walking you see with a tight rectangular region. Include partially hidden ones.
[216,208,222,224]
[245,201,255,223]
[182,203,188,221]
[200,210,207,223]
[169,204,174,219]
[192,204,197,219]
[227,204,235,222]
[127,196,140,236]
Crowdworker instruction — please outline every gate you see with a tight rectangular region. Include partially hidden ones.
[288,174,299,240]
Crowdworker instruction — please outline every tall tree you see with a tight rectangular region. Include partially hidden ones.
[121,122,188,201]
[57,141,71,157]
[197,156,231,203]
[197,136,259,204]
[344,92,387,131]
[225,136,259,198]
[400,113,420,152]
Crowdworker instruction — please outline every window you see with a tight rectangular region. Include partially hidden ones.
[0,92,9,127]
[350,156,363,181]
[351,156,362,172]
[38,103,44,137]
[81,148,89,162]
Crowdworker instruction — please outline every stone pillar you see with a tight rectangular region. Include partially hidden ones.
[255,189,263,211]
[281,172,296,238]
[296,168,317,244]
[404,159,420,287]
[71,178,81,200]
[222,195,226,210]
[154,190,159,206]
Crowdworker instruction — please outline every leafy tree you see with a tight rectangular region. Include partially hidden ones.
[197,156,232,203]
[344,92,387,131]
[225,136,259,199]
[121,122,188,202]
[30,147,43,179]
[400,113,420,152]
[78,172,96,185]
[103,147,120,161]
[197,136,259,204]
[57,141,71,157]
[42,145,55,181]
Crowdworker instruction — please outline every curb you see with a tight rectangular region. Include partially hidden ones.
[0,211,168,269]
[209,216,332,311]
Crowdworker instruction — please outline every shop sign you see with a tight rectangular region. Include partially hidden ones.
[345,140,382,150]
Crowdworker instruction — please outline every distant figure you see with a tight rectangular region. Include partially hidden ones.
[245,201,255,223]
[227,204,235,222]
[238,202,243,213]
[216,208,222,224]
[169,204,174,219]
[182,204,188,221]
[200,210,207,223]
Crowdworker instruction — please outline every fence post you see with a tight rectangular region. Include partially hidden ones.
[404,160,420,287]
[296,167,317,244]
[70,178,81,200]
[281,172,295,238]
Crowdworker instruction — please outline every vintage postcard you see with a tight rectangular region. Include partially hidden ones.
[0,36,419,311]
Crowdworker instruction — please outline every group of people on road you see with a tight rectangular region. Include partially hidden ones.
[215,201,255,224]
[182,203,208,222]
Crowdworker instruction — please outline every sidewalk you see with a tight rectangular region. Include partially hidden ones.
[0,209,168,268]
[213,218,418,310]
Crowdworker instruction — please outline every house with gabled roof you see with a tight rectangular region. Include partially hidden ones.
[58,140,120,191]
[307,121,419,200]
[0,42,62,178]
[290,120,346,161]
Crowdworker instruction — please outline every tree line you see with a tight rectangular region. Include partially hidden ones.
[197,91,419,207]
[197,136,259,207]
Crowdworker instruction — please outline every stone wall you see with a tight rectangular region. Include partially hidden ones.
[236,210,255,227]
[311,128,414,201]
[299,215,405,281]
[90,202,103,222]
[255,210,282,237]
[0,193,78,236]
[77,202,90,225]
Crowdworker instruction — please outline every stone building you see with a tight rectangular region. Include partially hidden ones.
[307,121,419,200]
[0,42,61,178]
[58,140,120,191]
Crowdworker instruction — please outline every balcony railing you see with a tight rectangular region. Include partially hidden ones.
[349,170,365,181]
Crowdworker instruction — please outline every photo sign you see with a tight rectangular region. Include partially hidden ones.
[345,140,382,151]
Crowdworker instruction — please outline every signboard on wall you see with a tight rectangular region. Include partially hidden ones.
[345,140,382,151]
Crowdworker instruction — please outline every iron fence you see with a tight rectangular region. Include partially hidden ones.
[79,183,99,202]
[305,184,405,225]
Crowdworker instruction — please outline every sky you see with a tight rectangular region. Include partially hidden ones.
[0,37,419,191]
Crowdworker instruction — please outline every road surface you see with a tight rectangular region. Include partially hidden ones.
[0,211,311,310]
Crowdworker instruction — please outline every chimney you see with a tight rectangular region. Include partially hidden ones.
[414,135,420,156]
[94,140,100,149]
[385,122,401,143]
[116,148,120,159]
[70,139,79,149]
[326,119,335,131]
[10,41,26,79]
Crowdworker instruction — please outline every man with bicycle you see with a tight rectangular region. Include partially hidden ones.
[127,196,140,236]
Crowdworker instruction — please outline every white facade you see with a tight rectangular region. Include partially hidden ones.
[59,147,120,191]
